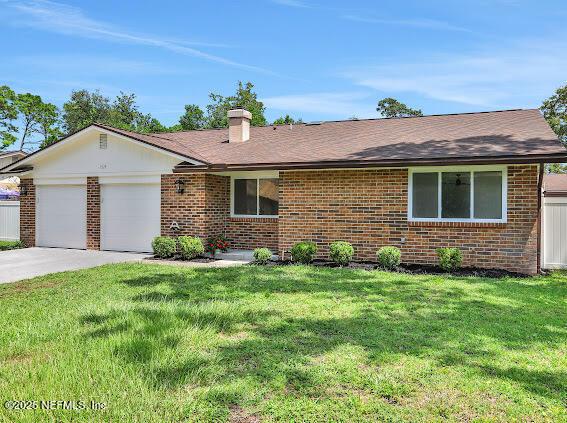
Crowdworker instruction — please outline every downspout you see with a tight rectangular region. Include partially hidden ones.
[536,163,544,274]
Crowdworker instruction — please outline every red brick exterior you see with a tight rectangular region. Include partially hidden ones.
[161,173,279,250]
[19,179,35,247]
[86,177,100,250]
[20,165,539,273]
[226,217,279,251]
[278,165,539,274]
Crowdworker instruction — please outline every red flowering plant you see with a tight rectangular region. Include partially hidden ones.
[205,235,230,257]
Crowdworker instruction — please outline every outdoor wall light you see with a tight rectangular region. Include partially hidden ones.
[174,179,185,194]
[19,185,28,196]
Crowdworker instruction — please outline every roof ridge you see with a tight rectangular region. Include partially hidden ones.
[147,108,537,136]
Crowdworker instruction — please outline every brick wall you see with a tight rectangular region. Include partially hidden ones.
[225,217,279,251]
[86,177,100,250]
[278,166,539,274]
[19,178,35,247]
[161,173,279,251]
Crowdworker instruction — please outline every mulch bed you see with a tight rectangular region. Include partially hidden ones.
[253,259,530,278]
[145,255,220,263]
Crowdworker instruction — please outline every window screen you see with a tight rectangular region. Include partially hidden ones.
[259,179,279,215]
[412,173,438,218]
[234,179,257,215]
[474,171,502,219]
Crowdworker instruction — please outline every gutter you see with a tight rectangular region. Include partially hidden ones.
[537,164,544,274]
[173,153,567,173]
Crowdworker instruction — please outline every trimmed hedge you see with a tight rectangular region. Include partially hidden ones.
[377,246,401,270]
[291,241,318,264]
[253,248,272,264]
[178,236,205,260]
[437,247,462,271]
[151,237,177,258]
[329,241,354,266]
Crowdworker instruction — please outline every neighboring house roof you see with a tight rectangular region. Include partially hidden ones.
[543,174,567,196]
[1,109,566,174]
[0,150,26,158]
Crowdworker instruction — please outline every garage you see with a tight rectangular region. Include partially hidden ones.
[36,185,87,249]
[100,183,160,252]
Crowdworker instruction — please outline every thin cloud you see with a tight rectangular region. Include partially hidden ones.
[271,0,311,8]
[342,44,567,108]
[343,14,471,32]
[262,92,374,118]
[2,0,274,74]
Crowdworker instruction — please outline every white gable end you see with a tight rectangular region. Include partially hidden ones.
[30,129,182,179]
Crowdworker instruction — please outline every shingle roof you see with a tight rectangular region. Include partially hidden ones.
[134,109,565,170]
[544,173,567,195]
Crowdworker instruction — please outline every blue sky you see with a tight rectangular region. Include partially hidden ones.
[1,0,566,125]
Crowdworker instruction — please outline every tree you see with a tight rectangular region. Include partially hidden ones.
[38,103,63,149]
[205,81,267,128]
[15,93,62,151]
[63,90,112,134]
[272,115,297,125]
[541,83,567,173]
[0,86,18,150]
[62,90,167,135]
[376,97,423,118]
[179,104,206,130]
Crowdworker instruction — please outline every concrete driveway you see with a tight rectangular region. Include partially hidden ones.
[0,247,150,284]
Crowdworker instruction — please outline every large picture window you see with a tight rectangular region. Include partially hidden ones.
[233,178,279,217]
[409,168,506,222]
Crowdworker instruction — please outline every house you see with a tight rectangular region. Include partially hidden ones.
[1,108,565,274]
[542,173,567,269]
[0,150,26,192]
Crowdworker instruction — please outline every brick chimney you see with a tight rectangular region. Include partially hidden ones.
[228,108,252,142]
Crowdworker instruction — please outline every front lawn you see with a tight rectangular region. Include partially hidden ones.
[0,264,565,422]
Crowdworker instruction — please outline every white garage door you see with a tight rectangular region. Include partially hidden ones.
[101,184,160,252]
[36,185,87,249]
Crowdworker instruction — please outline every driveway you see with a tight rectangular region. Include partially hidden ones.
[0,247,149,284]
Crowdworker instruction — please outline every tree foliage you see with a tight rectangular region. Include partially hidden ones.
[205,81,267,128]
[179,104,206,130]
[62,90,166,135]
[272,114,299,125]
[377,97,423,118]
[15,93,62,151]
[0,86,18,150]
[541,83,567,173]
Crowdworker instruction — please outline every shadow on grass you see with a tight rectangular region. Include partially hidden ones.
[80,265,567,407]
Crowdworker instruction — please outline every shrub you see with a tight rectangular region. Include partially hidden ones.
[205,235,230,256]
[178,236,205,260]
[329,241,354,266]
[0,240,24,251]
[437,247,462,271]
[253,248,272,264]
[377,246,401,270]
[291,241,318,264]
[151,236,176,258]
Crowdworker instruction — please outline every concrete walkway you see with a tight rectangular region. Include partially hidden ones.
[0,247,150,284]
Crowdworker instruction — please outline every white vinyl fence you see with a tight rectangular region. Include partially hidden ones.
[0,201,20,241]
[542,196,567,269]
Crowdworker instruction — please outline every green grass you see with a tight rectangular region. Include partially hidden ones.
[0,240,23,251]
[0,264,565,422]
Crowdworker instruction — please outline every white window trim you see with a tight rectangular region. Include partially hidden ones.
[408,165,508,223]
[230,173,279,218]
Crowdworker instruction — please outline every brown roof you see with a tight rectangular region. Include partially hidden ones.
[143,109,565,170]
[3,108,566,174]
[544,173,567,195]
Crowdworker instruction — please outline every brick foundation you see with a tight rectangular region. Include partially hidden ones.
[86,177,100,249]
[19,179,35,247]
[278,166,539,274]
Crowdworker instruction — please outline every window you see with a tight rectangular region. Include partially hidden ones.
[409,168,506,222]
[233,178,279,217]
